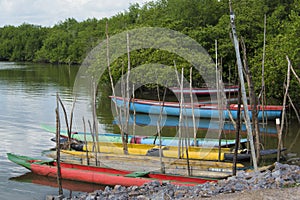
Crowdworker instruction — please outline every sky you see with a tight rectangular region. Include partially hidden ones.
[0,0,154,27]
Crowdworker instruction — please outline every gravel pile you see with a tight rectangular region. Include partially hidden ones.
[47,162,300,200]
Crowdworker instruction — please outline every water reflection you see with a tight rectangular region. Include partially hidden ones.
[0,62,85,200]
[10,172,105,193]
[1,62,300,200]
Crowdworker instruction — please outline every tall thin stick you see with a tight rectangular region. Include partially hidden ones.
[69,96,76,141]
[216,40,223,161]
[261,14,267,125]
[56,93,63,195]
[277,56,291,161]
[82,117,89,165]
[290,64,300,85]
[132,84,136,137]
[88,120,97,165]
[58,98,70,149]
[241,38,260,163]
[179,68,191,174]
[178,68,184,158]
[92,81,100,157]
[286,91,300,123]
[153,85,167,145]
[124,32,131,151]
[155,82,165,173]
[121,63,128,154]
[105,21,128,154]
[156,86,164,173]
[233,84,241,175]
[229,1,257,170]
[189,67,197,146]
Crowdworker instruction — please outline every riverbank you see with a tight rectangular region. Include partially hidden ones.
[47,162,300,200]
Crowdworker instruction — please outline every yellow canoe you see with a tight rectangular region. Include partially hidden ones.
[44,150,244,179]
[73,142,232,161]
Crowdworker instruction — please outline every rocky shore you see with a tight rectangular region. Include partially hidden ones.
[47,162,300,200]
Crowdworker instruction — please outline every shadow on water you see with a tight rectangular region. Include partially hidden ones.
[10,172,105,193]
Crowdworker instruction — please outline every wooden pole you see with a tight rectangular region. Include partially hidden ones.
[120,62,128,154]
[286,91,300,123]
[92,81,100,165]
[58,98,70,149]
[277,56,291,161]
[56,93,63,195]
[88,120,97,165]
[261,14,267,125]
[189,67,197,146]
[132,84,136,138]
[82,117,89,165]
[178,68,191,174]
[290,62,300,85]
[105,21,127,154]
[178,68,184,158]
[240,38,261,163]
[153,85,167,145]
[229,1,257,170]
[69,96,76,146]
[156,119,165,173]
[124,32,131,149]
[233,84,241,175]
[155,81,166,173]
[216,40,223,161]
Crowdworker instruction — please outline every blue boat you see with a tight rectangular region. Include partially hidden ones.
[111,96,283,121]
[113,113,278,135]
[42,125,248,147]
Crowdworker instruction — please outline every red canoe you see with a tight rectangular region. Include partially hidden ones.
[7,153,216,187]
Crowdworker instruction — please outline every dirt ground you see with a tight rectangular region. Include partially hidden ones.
[204,186,300,200]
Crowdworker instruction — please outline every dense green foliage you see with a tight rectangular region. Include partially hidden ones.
[0,0,300,103]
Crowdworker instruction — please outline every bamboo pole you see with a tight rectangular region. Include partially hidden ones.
[124,32,131,148]
[105,22,128,154]
[153,85,167,145]
[233,84,241,176]
[179,68,191,174]
[240,38,261,163]
[216,40,223,161]
[155,81,166,173]
[189,67,197,146]
[290,63,300,85]
[88,120,97,165]
[261,14,267,125]
[178,68,184,158]
[82,117,89,165]
[229,1,257,170]
[277,56,291,161]
[69,96,76,143]
[55,93,63,195]
[58,98,71,149]
[286,90,300,123]
[132,84,136,138]
[120,63,129,154]
[92,81,100,159]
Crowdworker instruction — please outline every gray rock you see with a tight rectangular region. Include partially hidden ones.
[62,163,300,200]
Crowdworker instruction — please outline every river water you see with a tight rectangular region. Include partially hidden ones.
[0,62,299,199]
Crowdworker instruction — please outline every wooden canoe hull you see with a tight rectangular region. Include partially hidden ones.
[71,142,232,161]
[44,150,239,179]
[43,124,249,147]
[7,153,215,187]
[111,96,283,121]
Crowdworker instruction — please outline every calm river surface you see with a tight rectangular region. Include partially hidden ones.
[0,62,300,199]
